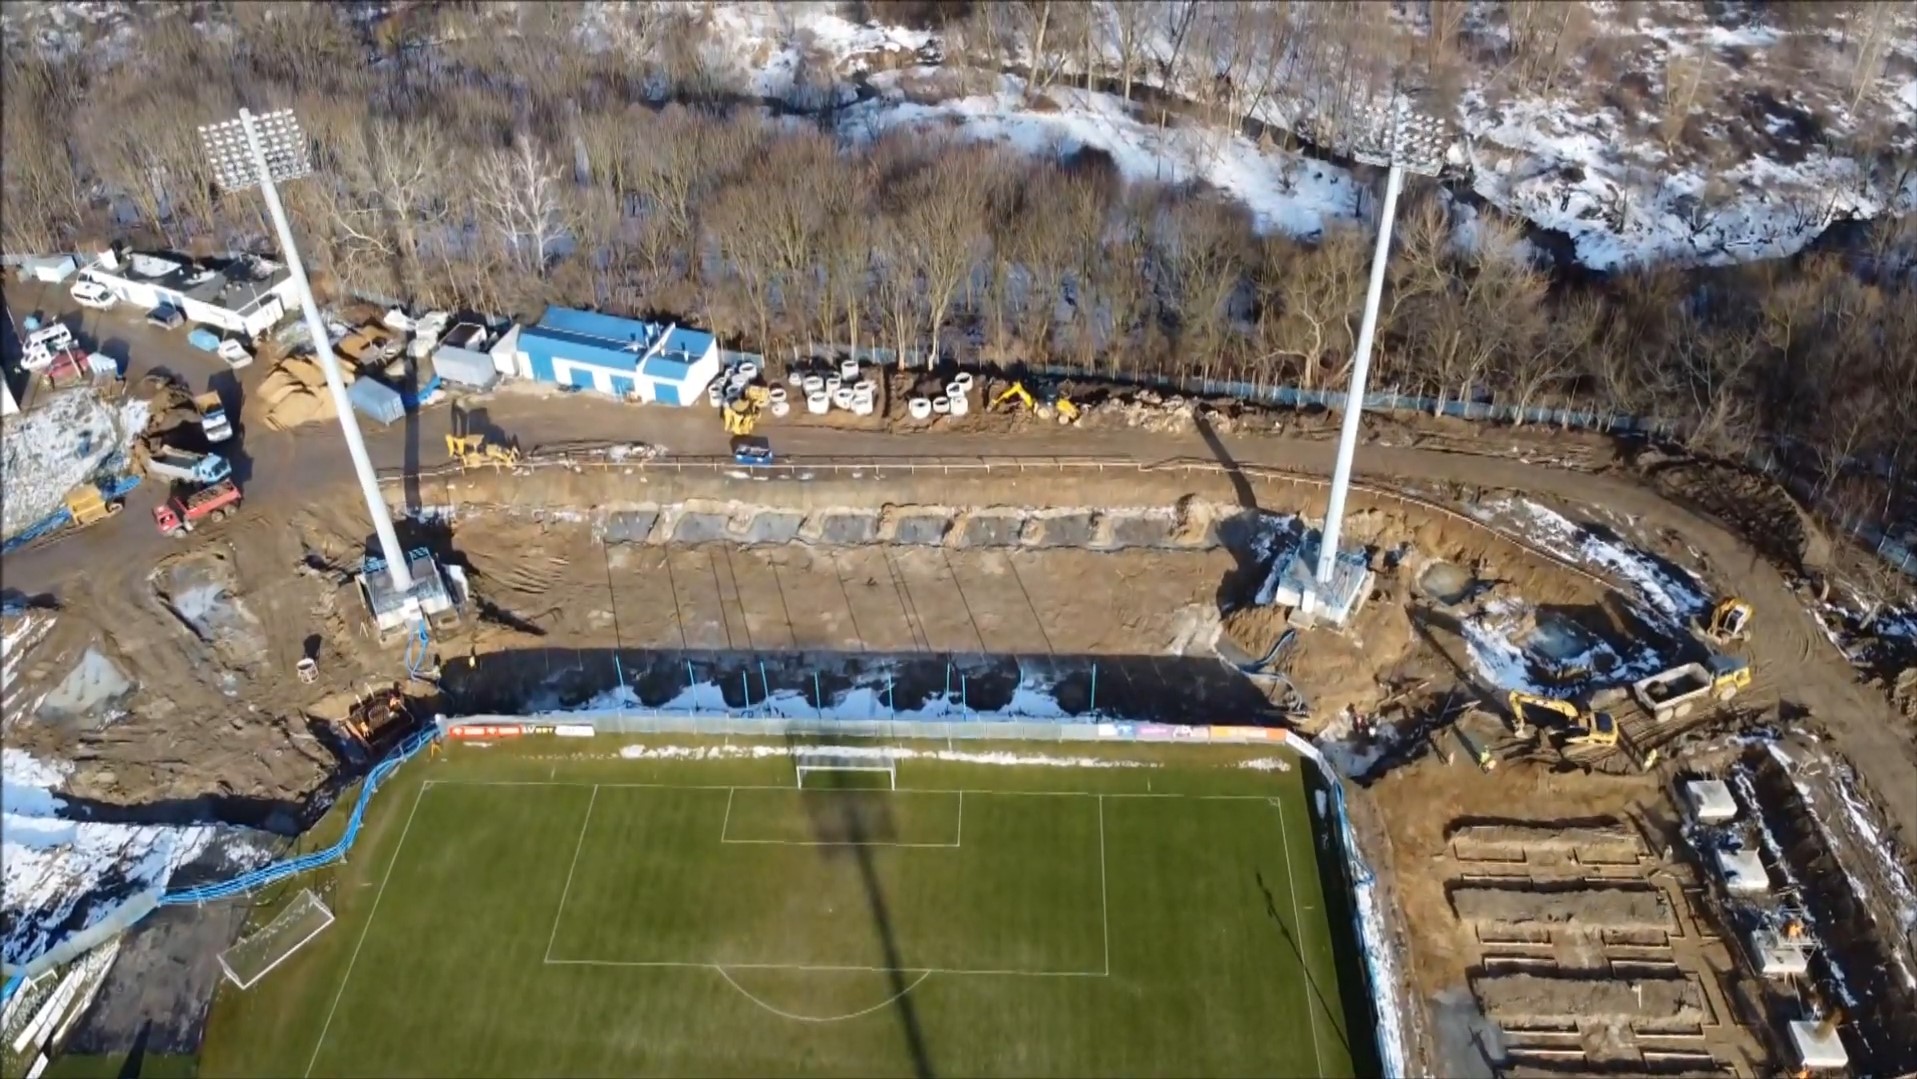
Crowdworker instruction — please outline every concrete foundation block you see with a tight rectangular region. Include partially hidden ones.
[815,511,880,546]
[958,512,1025,548]
[602,509,660,544]
[670,511,731,544]
[1030,511,1097,548]
[890,513,953,547]
[1105,512,1177,549]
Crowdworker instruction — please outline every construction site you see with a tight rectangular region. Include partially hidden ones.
[3,281,1915,1079]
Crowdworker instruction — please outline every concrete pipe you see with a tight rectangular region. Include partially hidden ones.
[807,391,831,414]
[950,394,969,417]
[770,400,791,418]
[802,375,825,394]
[952,371,974,391]
[737,361,759,381]
[932,396,951,414]
[908,397,933,420]
[788,369,806,387]
[831,387,856,409]
[945,381,966,400]
[825,375,843,393]
[707,383,725,407]
[767,386,788,405]
[839,359,861,381]
[852,399,875,416]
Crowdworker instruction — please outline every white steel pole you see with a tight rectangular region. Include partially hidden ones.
[237,110,412,591]
[1315,160,1406,585]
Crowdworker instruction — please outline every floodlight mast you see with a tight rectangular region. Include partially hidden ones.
[201,108,412,592]
[1312,99,1451,596]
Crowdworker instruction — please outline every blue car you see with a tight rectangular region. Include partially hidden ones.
[187,327,221,351]
[731,436,774,466]
[146,304,185,330]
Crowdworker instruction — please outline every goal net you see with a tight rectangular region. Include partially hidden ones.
[795,750,897,791]
[217,889,336,990]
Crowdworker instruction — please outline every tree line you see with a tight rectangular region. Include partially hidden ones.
[2,2,1911,527]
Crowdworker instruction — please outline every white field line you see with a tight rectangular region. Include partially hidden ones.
[543,785,600,963]
[543,957,1106,977]
[1097,794,1111,978]
[713,965,932,1023]
[1274,795,1325,1079]
[430,778,1274,801]
[717,788,964,847]
[304,782,430,1079]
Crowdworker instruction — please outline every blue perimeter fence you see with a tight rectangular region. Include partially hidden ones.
[0,717,1409,1076]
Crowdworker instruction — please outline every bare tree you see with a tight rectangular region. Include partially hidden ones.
[472,135,567,276]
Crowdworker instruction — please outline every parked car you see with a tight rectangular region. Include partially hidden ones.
[187,327,222,352]
[70,280,116,310]
[146,305,185,330]
[217,339,253,370]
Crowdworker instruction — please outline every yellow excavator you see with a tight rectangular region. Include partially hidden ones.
[993,380,1080,424]
[722,385,769,436]
[445,434,521,470]
[1507,690,1619,747]
[1697,597,1754,645]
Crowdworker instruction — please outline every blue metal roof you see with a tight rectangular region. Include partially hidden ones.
[524,306,715,380]
[519,324,641,372]
[659,324,715,360]
[537,306,650,344]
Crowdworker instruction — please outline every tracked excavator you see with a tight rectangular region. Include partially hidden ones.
[993,380,1080,423]
[1507,691,1619,747]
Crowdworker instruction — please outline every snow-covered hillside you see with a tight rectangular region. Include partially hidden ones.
[5,0,1912,270]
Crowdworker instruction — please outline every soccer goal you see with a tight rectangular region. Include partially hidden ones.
[795,750,897,791]
[217,889,336,990]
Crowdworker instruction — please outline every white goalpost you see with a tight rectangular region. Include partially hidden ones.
[794,751,898,791]
[217,889,336,990]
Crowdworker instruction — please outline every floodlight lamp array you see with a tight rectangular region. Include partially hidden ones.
[1347,100,1452,175]
[199,108,313,192]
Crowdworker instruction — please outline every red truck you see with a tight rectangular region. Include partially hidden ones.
[153,479,243,537]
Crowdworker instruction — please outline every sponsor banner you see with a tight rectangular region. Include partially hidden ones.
[452,724,525,739]
[1096,723,1120,738]
[1170,725,1204,740]
[529,725,556,736]
[554,724,596,738]
[1210,725,1253,741]
[1098,722,1137,740]
[1136,723,1174,741]
[1058,723,1102,741]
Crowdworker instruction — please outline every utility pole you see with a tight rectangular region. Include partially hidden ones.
[200,108,412,592]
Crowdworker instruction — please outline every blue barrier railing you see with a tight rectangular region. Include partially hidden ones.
[161,726,436,906]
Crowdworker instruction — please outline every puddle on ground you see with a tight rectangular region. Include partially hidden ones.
[1419,561,1476,605]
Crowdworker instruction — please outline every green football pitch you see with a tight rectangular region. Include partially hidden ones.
[191,740,1371,1078]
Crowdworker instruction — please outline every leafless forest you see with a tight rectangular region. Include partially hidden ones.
[2,2,1912,520]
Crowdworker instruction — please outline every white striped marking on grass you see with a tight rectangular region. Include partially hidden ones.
[543,785,600,963]
[711,965,933,1023]
[304,781,430,1079]
[1274,793,1326,1079]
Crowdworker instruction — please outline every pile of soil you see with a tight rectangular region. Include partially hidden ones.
[1643,457,1829,575]
[257,356,353,431]
[1471,973,1702,1024]
[1449,884,1674,930]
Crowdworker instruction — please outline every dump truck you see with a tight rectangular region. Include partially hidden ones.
[145,447,231,485]
[194,392,233,443]
[153,478,242,537]
[1631,655,1751,724]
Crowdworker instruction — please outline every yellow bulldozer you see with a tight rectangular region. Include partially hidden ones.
[445,434,521,470]
[1507,690,1619,747]
[993,380,1080,423]
[722,385,770,436]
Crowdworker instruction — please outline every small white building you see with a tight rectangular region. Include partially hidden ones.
[78,249,296,339]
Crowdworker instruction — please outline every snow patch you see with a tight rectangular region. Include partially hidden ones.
[1476,497,1709,628]
[843,72,1360,241]
[2,748,216,967]
[1,390,148,539]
